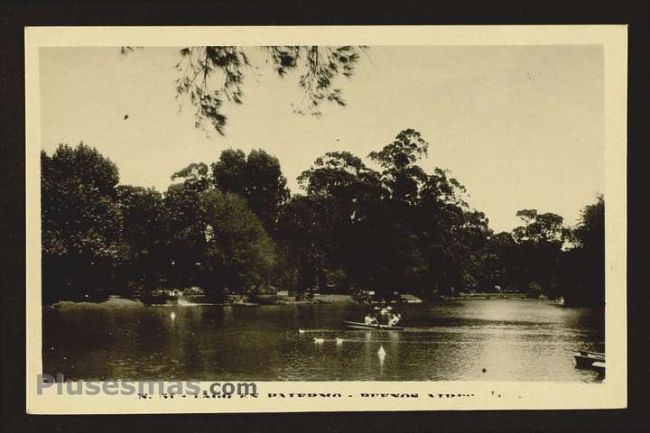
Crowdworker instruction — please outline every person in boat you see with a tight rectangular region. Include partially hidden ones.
[364,313,378,325]
[379,306,392,324]
[387,312,401,327]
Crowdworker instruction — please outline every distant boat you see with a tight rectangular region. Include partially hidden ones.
[591,361,606,374]
[342,320,404,331]
[141,289,180,305]
[574,350,605,370]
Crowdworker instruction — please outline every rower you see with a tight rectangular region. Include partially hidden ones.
[379,306,393,323]
[364,313,378,325]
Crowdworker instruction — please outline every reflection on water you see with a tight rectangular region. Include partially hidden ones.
[43,299,604,382]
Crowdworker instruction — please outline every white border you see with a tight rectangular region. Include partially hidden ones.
[25,25,627,414]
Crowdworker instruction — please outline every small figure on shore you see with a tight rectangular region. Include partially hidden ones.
[388,313,401,327]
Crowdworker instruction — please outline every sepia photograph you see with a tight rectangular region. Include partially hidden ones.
[24,26,628,413]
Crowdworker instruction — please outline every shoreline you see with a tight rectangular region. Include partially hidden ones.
[44,292,604,309]
[46,293,358,308]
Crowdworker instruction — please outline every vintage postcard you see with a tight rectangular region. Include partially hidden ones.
[25,25,627,414]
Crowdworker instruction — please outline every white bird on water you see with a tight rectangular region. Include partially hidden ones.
[335,337,343,345]
[298,329,305,334]
[377,345,386,357]
[314,338,324,344]
[170,312,176,320]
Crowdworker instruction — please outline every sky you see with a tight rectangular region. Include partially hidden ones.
[39,45,604,232]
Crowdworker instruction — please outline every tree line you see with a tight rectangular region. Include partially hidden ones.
[41,129,604,306]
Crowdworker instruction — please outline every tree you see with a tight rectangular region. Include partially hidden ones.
[287,129,490,299]
[161,161,278,297]
[298,151,381,202]
[416,167,487,295]
[116,185,168,294]
[211,149,290,231]
[276,195,334,293]
[291,151,383,293]
[511,209,568,297]
[42,131,596,307]
[163,163,212,289]
[199,189,276,295]
[574,195,605,252]
[126,46,365,135]
[512,209,567,244]
[483,231,519,291]
[41,144,126,302]
[562,196,605,305]
[369,129,429,204]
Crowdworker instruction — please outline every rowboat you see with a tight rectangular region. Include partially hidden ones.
[342,320,404,331]
[574,350,605,369]
[591,361,606,374]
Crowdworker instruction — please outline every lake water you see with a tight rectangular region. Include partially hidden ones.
[42,298,604,382]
